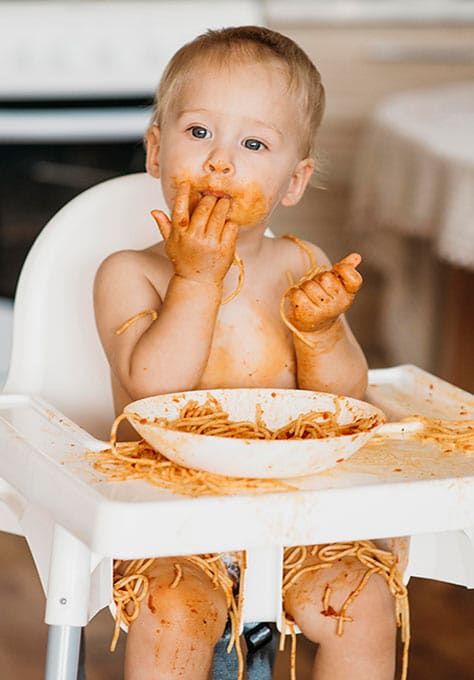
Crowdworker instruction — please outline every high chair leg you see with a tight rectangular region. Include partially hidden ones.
[45,624,82,680]
[44,525,91,679]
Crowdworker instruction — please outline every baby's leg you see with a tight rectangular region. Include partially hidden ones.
[284,553,397,680]
[124,557,228,680]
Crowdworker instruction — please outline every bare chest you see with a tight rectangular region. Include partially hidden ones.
[198,293,296,390]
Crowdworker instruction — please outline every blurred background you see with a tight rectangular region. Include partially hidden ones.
[0,0,473,678]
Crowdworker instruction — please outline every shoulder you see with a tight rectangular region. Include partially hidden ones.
[94,244,170,292]
[93,245,170,340]
[95,245,163,278]
[297,238,332,269]
[269,234,331,279]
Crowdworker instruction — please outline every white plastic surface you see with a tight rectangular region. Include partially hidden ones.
[127,388,385,478]
[4,173,165,441]
[1,365,473,625]
[1,174,473,629]
[3,173,275,442]
[45,525,91,626]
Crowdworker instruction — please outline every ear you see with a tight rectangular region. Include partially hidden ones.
[145,124,161,178]
[280,158,315,207]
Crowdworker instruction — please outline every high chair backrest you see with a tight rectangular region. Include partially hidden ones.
[5,173,164,440]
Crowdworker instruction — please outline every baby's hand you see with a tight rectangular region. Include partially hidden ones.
[151,182,238,287]
[286,253,363,333]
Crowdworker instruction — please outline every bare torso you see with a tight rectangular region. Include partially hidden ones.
[111,234,317,415]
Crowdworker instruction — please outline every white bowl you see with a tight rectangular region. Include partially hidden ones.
[124,388,386,479]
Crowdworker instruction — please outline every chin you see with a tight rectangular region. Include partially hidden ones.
[229,206,268,227]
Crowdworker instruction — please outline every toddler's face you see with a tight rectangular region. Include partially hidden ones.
[152,60,310,228]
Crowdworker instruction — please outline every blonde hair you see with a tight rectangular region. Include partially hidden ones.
[150,25,325,158]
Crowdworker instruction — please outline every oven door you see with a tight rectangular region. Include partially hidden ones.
[0,98,152,298]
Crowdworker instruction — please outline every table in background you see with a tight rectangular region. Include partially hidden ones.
[350,81,474,391]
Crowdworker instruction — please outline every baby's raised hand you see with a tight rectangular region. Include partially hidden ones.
[286,253,363,333]
[151,182,238,287]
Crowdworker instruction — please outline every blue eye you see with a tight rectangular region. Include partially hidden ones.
[243,139,266,151]
[189,126,210,139]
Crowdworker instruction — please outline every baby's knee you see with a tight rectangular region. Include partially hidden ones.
[147,572,228,644]
[286,563,397,645]
[346,572,397,639]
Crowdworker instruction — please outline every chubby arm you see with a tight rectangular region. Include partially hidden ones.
[294,316,368,398]
[94,183,237,400]
[286,250,368,399]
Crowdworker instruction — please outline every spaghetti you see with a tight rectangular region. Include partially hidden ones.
[222,253,244,305]
[111,551,246,679]
[115,309,159,335]
[151,394,382,441]
[110,542,408,680]
[169,562,183,589]
[113,233,327,337]
[280,541,410,680]
[400,414,474,454]
[88,394,381,493]
[185,552,246,673]
[88,434,294,496]
[114,253,245,336]
[280,234,326,348]
[111,557,155,651]
[91,403,414,679]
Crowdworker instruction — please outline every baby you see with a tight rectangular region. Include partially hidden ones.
[95,25,403,680]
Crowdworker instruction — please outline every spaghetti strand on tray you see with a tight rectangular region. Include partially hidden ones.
[88,438,293,496]
[88,409,294,496]
[88,394,382,495]
[401,414,474,454]
[364,414,474,457]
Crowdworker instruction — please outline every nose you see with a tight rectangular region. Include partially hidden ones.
[203,154,234,176]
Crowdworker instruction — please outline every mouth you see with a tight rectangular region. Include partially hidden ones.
[201,189,232,200]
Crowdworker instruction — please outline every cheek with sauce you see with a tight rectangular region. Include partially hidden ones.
[171,174,272,226]
[227,183,270,226]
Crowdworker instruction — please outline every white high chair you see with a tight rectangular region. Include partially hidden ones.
[1,172,164,677]
[0,172,473,680]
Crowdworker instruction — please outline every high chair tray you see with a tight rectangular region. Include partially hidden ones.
[0,365,472,559]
